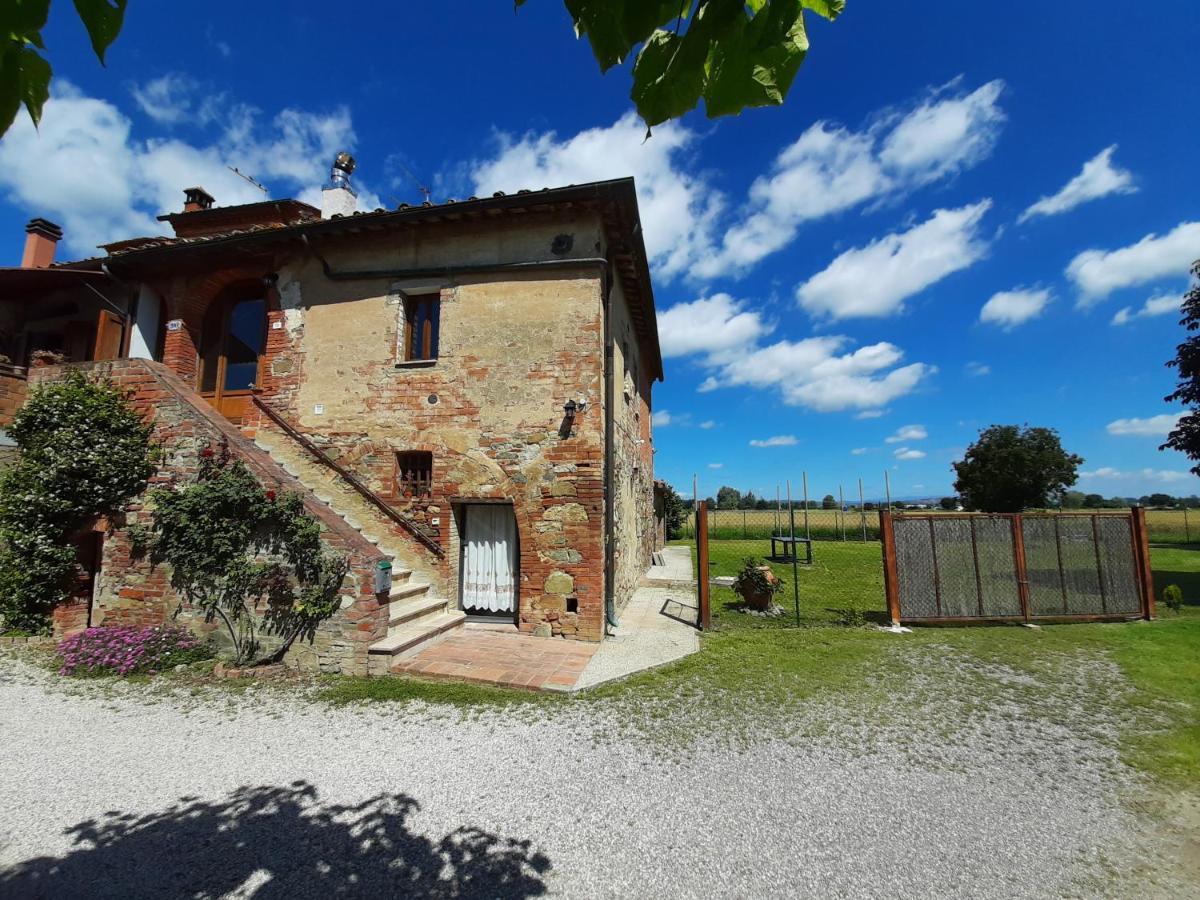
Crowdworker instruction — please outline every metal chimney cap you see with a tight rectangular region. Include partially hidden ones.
[332,152,356,175]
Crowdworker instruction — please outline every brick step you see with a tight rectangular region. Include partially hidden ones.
[387,595,447,628]
[368,611,465,657]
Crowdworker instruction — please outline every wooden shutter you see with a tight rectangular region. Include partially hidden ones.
[93,310,126,361]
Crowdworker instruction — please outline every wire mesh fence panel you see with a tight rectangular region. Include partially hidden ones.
[1057,516,1105,615]
[893,517,939,618]
[1022,516,1068,616]
[973,516,1023,617]
[931,518,980,617]
[1095,515,1142,615]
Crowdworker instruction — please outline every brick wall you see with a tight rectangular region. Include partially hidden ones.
[30,359,390,675]
[0,364,28,426]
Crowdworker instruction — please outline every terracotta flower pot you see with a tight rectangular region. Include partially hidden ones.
[739,566,780,611]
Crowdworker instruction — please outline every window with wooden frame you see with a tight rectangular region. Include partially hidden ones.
[394,451,433,498]
[402,293,440,361]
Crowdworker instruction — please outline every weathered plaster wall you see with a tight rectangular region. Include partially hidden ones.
[255,212,610,640]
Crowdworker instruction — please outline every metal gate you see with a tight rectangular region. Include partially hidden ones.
[880,509,1155,624]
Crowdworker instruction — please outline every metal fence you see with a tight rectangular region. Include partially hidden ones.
[880,509,1155,624]
[692,501,888,630]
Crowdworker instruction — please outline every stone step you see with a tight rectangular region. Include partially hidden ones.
[368,611,465,657]
[388,595,447,628]
[389,581,431,602]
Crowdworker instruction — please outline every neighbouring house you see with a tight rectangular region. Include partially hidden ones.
[0,159,663,675]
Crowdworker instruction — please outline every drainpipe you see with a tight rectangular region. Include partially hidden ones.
[602,264,618,632]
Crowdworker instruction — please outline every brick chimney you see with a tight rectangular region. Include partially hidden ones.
[21,218,63,268]
[183,186,215,213]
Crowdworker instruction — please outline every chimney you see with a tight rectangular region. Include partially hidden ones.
[183,186,215,213]
[320,151,357,219]
[21,218,63,268]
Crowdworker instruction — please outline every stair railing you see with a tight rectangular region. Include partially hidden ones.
[251,396,444,558]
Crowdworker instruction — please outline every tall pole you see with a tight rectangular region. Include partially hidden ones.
[884,470,892,511]
[859,478,867,541]
[787,479,800,626]
[839,484,846,541]
[1185,505,1191,544]
[775,485,781,536]
[802,471,810,540]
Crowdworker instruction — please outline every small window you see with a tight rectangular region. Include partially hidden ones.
[395,451,433,498]
[403,294,440,361]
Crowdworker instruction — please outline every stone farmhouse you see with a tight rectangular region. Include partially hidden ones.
[0,160,664,676]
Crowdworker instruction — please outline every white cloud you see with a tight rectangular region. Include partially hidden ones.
[1106,413,1183,437]
[1019,145,1137,222]
[885,424,928,443]
[979,288,1051,329]
[894,447,927,460]
[965,361,991,377]
[470,112,719,282]
[130,73,205,125]
[749,435,798,448]
[851,447,870,456]
[707,463,724,470]
[651,410,672,427]
[1112,292,1182,325]
[698,420,717,430]
[694,79,1005,280]
[1081,467,1192,485]
[700,335,935,412]
[877,79,1006,185]
[1067,221,1200,304]
[855,409,886,420]
[0,82,372,257]
[796,202,992,319]
[657,294,770,359]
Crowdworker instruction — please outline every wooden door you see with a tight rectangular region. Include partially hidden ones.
[197,295,266,423]
[93,310,126,361]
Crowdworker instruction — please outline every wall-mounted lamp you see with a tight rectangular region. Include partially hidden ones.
[563,399,578,420]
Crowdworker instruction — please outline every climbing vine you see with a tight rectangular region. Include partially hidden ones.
[139,442,348,666]
[0,370,157,633]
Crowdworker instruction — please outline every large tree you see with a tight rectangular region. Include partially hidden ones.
[1162,264,1200,470]
[519,0,846,131]
[716,485,741,509]
[2,1,127,139]
[953,425,1083,513]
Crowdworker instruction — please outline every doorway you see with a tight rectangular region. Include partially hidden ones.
[197,290,267,423]
[459,503,519,620]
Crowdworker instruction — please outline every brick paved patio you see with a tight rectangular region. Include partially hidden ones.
[390,629,598,691]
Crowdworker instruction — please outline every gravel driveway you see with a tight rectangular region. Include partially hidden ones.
[0,651,1187,899]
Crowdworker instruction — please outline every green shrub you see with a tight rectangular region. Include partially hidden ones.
[0,371,157,633]
[1162,583,1184,615]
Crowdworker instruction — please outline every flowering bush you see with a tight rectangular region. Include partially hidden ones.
[0,370,158,632]
[56,625,211,677]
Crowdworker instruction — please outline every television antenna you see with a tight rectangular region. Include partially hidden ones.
[227,166,268,195]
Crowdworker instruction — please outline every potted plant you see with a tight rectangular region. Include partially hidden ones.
[732,557,783,612]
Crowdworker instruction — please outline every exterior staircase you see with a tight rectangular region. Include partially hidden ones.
[250,417,464,664]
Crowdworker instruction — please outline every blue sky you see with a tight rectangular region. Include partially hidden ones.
[2,1,1198,502]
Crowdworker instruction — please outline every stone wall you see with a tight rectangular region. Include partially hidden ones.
[31,359,390,675]
[609,279,657,613]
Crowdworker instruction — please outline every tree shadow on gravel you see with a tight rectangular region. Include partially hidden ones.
[0,781,551,899]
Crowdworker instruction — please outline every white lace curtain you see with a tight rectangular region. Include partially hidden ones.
[462,505,517,613]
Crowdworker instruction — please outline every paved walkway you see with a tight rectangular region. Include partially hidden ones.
[390,631,596,691]
[391,547,701,692]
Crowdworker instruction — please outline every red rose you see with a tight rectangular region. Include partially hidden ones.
[266,490,277,501]
[200,447,214,458]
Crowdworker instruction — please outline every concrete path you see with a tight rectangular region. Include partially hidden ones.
[572,547,700,691]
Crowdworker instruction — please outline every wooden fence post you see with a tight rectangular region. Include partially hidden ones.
[696,501,711,631]
[879,510,901,625]
[1131,506,1156,620]
[1011,514,1031,622]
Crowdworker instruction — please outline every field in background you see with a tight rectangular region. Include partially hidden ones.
[679,506,1199,544]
